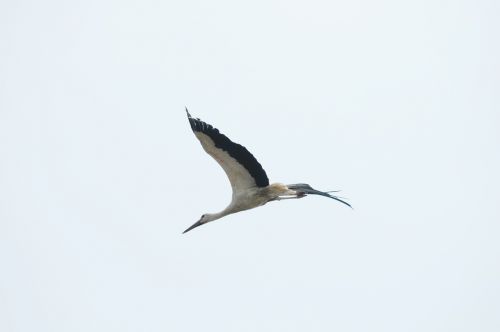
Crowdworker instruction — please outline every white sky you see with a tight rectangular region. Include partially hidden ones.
[1,0,499,331]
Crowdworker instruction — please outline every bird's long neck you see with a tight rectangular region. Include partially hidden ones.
[207,209,231,222]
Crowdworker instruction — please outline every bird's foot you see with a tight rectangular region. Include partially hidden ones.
[297,192,306,198]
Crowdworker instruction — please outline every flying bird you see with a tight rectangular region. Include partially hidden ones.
[183,108,351,233]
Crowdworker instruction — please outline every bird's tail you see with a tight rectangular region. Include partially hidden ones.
[286,183,352,208]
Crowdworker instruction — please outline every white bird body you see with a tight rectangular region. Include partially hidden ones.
[183,109,350,233]
[228,183,292,212]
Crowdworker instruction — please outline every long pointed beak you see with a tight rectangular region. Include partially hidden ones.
[183,219,204,234]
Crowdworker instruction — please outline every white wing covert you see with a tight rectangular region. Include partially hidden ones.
[186,109,269,194]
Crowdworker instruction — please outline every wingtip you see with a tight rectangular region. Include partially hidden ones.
[339,198,354,209]
[185,107,191,118]
[328,193,353,209]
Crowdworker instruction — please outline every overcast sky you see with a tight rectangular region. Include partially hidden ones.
[1,0,499,331]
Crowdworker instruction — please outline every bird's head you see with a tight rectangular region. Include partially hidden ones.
[183,213,220,234]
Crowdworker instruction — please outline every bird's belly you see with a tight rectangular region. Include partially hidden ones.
[231,191,268,213]
[231,200,263,212]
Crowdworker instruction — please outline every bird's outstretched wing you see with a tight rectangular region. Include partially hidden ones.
[286,183,352,208]
[186,109,269,194]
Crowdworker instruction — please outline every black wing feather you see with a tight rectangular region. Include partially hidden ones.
[186,109,269,187]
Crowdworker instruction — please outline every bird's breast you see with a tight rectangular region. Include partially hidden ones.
[230,188,269,212]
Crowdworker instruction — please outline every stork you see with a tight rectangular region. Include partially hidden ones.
[183,108,351,233]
